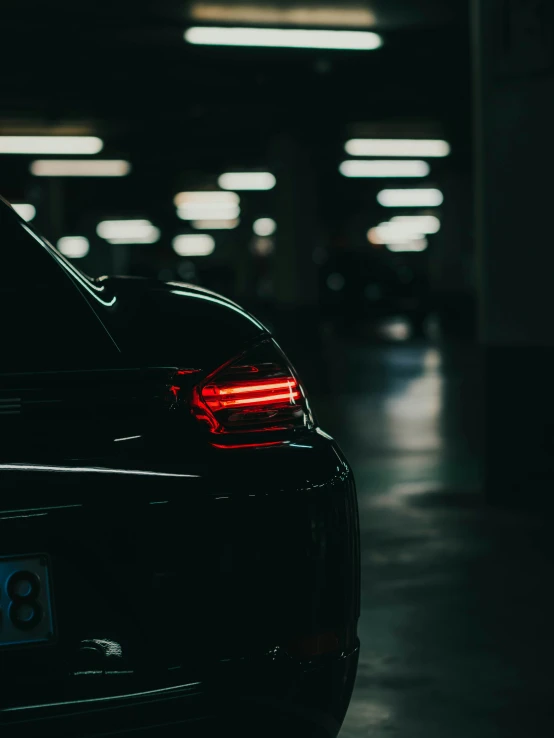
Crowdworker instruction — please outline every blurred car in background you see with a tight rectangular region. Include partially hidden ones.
[321,248,432,337]
[0,198,359,738]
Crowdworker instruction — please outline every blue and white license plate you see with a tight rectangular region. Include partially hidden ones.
[0,555,55,647]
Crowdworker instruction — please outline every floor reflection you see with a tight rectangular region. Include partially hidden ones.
[304,336,554,737]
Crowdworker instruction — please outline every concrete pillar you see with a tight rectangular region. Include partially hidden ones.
[472,0,554,507]
[268,134,319,324]
[258,133,322,368]
[428,173,475,338]
[43,179,65,244]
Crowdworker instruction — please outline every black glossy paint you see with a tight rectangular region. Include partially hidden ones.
[0,199,360,737]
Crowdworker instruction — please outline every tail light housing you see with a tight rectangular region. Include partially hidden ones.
[190,339,313,434]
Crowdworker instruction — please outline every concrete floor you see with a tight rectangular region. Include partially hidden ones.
[305,337,554,738]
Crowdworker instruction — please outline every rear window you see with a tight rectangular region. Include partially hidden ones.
[0,209,119,372]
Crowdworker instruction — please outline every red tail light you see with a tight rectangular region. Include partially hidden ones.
[191,340,313,434]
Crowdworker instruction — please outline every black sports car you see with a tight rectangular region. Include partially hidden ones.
[0,197,360,738]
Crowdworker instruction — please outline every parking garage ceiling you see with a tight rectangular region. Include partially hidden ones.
[0,1,470,231]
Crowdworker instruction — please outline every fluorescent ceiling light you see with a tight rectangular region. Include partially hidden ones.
[192,219,239,229]
[174,191,239,207]
[218,172,276,191]
[386,238,428,252]
[339,160,429,178]
[0,136,103,155]
[106,234,161,244]
[172,234,215,256]
[377,189,444,207]
[253,217,277,236]
[97,219,160,244]
[11,203,36,221]
[97,219,153,239]
[190,4,376,28]
[184,26,382,50]
[57,236,90,258]
[345,139,450,157]
[390,215,440,234]
[177,203,240,220]
[30,160,131,177]
[368,224,425,245]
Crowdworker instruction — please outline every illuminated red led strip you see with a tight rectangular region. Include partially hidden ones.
[206,390,300,409]
[216,379,297,396]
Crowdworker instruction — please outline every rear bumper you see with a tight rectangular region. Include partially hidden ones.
[0,430,360,736]
[1,645,360,738]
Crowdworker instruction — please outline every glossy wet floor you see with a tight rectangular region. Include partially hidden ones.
[307,339,554,738]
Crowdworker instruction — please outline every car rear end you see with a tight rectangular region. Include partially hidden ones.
[0,203,360,736]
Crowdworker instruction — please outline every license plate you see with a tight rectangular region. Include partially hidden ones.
[0,555,55,647]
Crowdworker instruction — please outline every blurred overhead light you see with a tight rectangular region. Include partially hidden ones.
[174,191,239,207]
[172,234,215,256]
[369,223,425,245]
[345,139,450,157]
[190,4,376,28]
[106,234,161,244]
[218,172,276,190]
[57,236,90,258]
[177,203,240,220]
[251,237,275,256]
[0,136,103,155]
[30,160,130,177]
[386,238,428,252]
[185,26,382,50]
[339,160,430,178]
[390,215,440,234]
[191,219,239,229]
[97,219,160,244]
[377,189,443,207]
[379,317,411,341]
[253,217,277,236]
[327,273,345,291]
[97,219,154,238]
[178,260,197,280]
[11,203,36,221]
